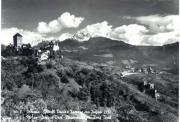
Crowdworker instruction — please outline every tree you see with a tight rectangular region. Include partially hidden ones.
[33,99,47,114]
[100,81,109,107]
[2,44,17,57]
[78,87,90,101]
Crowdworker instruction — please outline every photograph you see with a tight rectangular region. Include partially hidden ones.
[1,0,179,121]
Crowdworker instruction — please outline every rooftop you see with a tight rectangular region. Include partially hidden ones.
[13,33,22,37]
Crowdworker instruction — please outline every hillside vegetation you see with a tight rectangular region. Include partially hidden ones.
[2,56,178,122]
[1,37,179,122]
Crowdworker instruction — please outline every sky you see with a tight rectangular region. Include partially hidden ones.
[1,0,179,46]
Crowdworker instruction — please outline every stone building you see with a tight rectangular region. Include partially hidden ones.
[13,33,23,50]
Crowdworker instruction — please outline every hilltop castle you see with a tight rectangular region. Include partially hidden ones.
[13,33,23,50]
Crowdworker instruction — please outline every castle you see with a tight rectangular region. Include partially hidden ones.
[13,33,23,50]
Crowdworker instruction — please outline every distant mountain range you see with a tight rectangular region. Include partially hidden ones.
[57,37,178,69]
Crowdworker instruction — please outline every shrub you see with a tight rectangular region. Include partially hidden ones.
[78,87,90,101]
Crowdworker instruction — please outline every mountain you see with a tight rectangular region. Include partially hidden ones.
[72,30,91,41]
[58,37,178,69]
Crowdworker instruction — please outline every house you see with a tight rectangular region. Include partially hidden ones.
[21,43,31,49]
[53,44,59,52]
[141,80,160,100]
[38,50,50,63]
[21,44,33,56]
[13,33,23,50]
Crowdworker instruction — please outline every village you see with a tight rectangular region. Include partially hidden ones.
[120,65,161,101]
[2,33,63,65]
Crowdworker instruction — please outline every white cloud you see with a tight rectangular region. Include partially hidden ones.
[37,12,84,34]
[75,16,179,46]
[37,22,51,33]
[59,12,84,28]
[133,15,180,45]
[83,21,112,37]
[1,27,56,46]
[125,15,180,33]
[76,22,149,45]
[49,20,62,33]
[58,33,73,41]
[76,21,112,39]
[110,24,149,45]
[142,31,179,46]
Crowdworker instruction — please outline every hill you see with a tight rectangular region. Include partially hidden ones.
[1,37,179,122]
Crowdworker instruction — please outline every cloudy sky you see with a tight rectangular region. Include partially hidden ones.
[1,0,179,46]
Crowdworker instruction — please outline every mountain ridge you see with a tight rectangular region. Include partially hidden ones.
[56,37,178,68]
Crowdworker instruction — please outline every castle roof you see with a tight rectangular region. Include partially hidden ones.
[13,33,22,37]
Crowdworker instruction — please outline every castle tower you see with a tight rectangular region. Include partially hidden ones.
[13,33,23,49]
